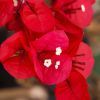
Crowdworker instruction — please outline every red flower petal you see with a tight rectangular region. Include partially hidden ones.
[27,0,43,4]
[0,31,22,62]
[0,31,36,78]
[72,42,94,78]
[6,14,22,32]
[53,0,94,28]
[55,18,83,57]
[20,1,55,35]
[52,0,75,8]
[32,30,69,52]
[0,0,14,26]
[90,0,95,4]
[55,70,90,100]
[28,30,72,85]
[3,52,36,79]
[34,53,72,85]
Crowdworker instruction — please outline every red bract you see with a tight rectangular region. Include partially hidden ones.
[27,0,43,4]
[3,52,36,79]
[0,31,36,78]
[72,42,94,78]
[90,0,95,4]
[0,0,14,26]
[6,14,22,32]
[52,0,75,8]
[55,70,90,100]
[5,0,26,32]
[0,32,22,62]
[53,0,94,28]
[20,0,55,35]
[55,17,83,57]
[29,30,72,85]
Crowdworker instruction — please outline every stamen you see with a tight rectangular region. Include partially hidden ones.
[10,50,24,57]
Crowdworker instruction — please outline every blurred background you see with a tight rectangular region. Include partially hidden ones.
[0,0,100,100]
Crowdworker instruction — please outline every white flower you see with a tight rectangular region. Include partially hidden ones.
[81,4,85,12]
[13,0,18,7]
[56,47,62,56]
[56,61,60,65]
[55,61,60,69]
[44,59,52,68]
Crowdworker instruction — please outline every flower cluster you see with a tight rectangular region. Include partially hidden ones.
[0,0,95,100]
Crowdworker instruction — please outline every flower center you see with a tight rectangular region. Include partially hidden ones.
[43,47,62,69]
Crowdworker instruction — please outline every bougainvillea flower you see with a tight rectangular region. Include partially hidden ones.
[55,69,90,100]
[53,0,94,28]
[28,30,72,85]
[0,31,36,78]
[72,42,94,78]
[20,0,55,35]
[0,0,14,27]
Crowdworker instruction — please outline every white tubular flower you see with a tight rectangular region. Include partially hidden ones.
[44,59,52,68]
[56,47,62,56]
[55,61,60,69]
[81,4,86,12]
